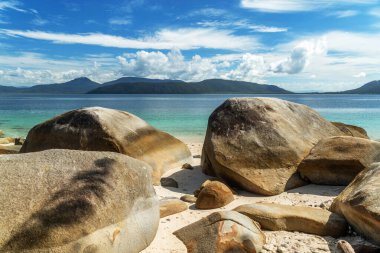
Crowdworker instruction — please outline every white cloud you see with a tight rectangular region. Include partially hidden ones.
[329,10,359,18]
[224,54,267,81]
[197,20,287,33]
[117,49,218,81]
[0,67,117,86]
[1,30,380,92]
[324,31,380,56]
[0,0,26,12]
[241,0,377,13]
[0,28,259,51]
[31,17,49,26]
[0,52,119,85]
[252,25,288,33]
[271,38,327,74]
[353,72,367,78]
[109,17,131,25]
[188,8,227,17]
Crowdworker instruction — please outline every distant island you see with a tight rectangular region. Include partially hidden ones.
[339,80,380,94]
[0,77,379,94]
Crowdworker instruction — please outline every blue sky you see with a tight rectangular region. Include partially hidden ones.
[0,0,380,91]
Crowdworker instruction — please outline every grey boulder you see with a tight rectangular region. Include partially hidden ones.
[0,149,159,253]
[202,98,345,195]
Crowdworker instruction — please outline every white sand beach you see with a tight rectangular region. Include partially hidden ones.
[142,142,373,253]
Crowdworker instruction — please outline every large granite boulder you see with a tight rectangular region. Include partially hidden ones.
[331,163,380,246]
[0,149,159,253]
[20,107,192,184]
[174,211,265,253]
[299,136,380,185]
[332,122,369,139]
[202,98,345,195]
[235,203,347,237]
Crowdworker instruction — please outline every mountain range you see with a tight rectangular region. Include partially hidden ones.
[0,77,99,94]
[0,77,379,94]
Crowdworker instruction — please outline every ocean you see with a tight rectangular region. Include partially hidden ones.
[0,94,379,141]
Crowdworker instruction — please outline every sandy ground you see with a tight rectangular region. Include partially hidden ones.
[142,142,375,253]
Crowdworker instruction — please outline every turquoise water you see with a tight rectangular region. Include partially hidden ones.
[0,94,379,141]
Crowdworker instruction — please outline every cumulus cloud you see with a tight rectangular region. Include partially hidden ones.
[224,54,267,81]
[117,49,217,81]
[271,38,327,74]
[2,30,380,91]
[0,28,259,51]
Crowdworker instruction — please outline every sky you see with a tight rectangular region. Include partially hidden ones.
[0,0,380,91]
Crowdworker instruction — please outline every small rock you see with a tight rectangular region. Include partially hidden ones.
[193,155,201,159]
[182,163,194,170]
[180,194,197,203]
[160,177,178,188]
[160,198,188,218]
[193,179,233,197]
[14,138,25,146]
[195,180,234,209]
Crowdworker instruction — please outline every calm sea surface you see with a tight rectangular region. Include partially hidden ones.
[0,94,379,141]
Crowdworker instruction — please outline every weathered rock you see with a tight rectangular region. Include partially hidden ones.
[174,211,265,253]
[299,136,380,185]
[331,163,380,246]
[180,194,197,203]
[234,203,347,237]
[0,145,20,154]
[202,98,346,195]
[193,179,211,197]
[14,138,25,146]
[20,107,192,185]
[0,149,159,253]
[332,122,369,139]
[160,199,188,218]
[160,177,179,188]
[195,181,234,209]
